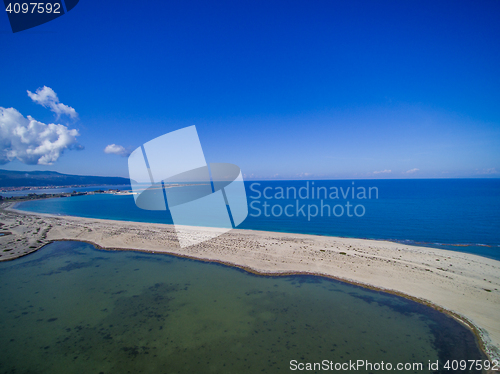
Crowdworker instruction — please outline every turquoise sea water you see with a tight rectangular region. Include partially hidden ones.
[17,179,500,260]
[0,241,486,373]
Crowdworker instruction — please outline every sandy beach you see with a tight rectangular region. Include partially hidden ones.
[0,201,499,363]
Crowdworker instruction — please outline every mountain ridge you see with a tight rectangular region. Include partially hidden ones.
[0,169,131,187]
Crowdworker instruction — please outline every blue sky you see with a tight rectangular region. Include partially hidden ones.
[0,0,499,179]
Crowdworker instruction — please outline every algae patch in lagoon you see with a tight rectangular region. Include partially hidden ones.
[0,241,485,373]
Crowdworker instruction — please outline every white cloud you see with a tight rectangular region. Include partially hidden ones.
[373,169,392,174]
[405,168,419,174]
[27,86,78,119]
[478,168,499,175]
[0,107,82,165]
[104,144,131,157]
[296,173,311,178]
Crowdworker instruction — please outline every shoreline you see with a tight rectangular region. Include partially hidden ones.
[1,202,499,363]
[11,200,499,261]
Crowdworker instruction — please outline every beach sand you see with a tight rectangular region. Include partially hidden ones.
[1,201,499,363]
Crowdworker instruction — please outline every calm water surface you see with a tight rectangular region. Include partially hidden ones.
[0,241,485,373]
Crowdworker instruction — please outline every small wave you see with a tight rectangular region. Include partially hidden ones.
[389,239,497,248]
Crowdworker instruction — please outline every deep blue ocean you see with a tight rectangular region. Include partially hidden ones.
[16,179,500,260]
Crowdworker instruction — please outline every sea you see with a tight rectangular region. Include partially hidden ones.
[14,179,500,261]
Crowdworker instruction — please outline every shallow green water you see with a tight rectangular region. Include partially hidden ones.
[0,241,484,373]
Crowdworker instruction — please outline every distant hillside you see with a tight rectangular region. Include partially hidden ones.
[0,170,131,188]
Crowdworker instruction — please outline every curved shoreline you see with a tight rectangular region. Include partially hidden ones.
[1,237,492,364]
[1,203,499,364]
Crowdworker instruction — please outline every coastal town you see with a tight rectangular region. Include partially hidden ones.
[0,187,133,202]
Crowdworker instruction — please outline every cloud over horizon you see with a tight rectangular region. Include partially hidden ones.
[405,168,419,174]
[0,107,82,165]
[104,144,131,157]
[27,86,78,119]
[373,169,392,174]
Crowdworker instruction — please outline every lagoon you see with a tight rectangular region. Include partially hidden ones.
[0,241,485,373]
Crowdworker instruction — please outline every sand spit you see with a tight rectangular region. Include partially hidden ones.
[1,202,499,362]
